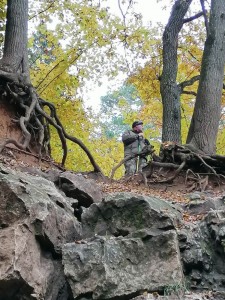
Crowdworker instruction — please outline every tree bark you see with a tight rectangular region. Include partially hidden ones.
[186,0,225,154]
[160,0,192,143]
[0,0,28,74]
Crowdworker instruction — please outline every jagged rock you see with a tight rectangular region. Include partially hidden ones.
[182,196,225,215]
[178,209,225,291]
[0,164,80,299]
[0,164,82,253]
[2,162,225,300]
[16,166,62,184]
[82,192,182,238]
[133,293,220,300]
[58,171,103,207]
[63,231,183,299]
[0,225,71,300]
[133,290,225,299]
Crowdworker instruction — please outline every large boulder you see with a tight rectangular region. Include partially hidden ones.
[63,231,183,299]
[63,192,184,299]
[178,209,225,291]
[0,225,70,300]
[0,165,82,254]
[82,192,182,238]
[0,164,80,299]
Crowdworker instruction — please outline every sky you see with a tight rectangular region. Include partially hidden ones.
[83,0,172,112]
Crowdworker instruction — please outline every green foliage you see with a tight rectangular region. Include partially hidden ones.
[99,84,141,138]
[164,281,188,297]
[0,0,6,54]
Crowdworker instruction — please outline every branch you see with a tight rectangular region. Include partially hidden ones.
[29,2,56,20]
[183,11,204,23]
[182,90,197,96]
[200,0,209,37]
[178,75,200,89]
[37,48,86,94]
[110,147,154,180]
[110,153,138,180]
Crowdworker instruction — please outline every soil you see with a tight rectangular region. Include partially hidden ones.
[0,100,62,171]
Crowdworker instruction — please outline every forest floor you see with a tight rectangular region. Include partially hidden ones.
[1,141,225,201]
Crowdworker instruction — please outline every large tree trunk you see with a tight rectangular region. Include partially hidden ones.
[0,0,29,76]
[186,0,225,154]
[160,0,192,143]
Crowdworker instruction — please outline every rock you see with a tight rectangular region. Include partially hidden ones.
[63,231,183,299]
[189,192,202,200]
[82,192,182,238]
[132,292,218,300]
[58,171,103,207]
[212,291,225,300]
[0,225,70,300]
[16,166,62,184]
[0,164,80,299]
[178,209,225,291]
[0,164,82,254]
[3,162,225,299]
[183,197,225,215]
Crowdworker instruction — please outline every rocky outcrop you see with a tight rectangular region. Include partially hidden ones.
[63,231,183,299]
[81,192,182,238]
[1,163,225,300]
[0,164,82,300]
[63,193,183,299]
[178,209,225,291]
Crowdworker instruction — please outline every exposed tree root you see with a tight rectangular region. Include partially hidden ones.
[151,160,186,184]
[185,169,210,192]
[0,74,102,173]
[112,141,225,190]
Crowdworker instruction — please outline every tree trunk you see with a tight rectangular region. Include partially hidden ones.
[160,0,192,143]
[0,0,28,75]
[186,0,225,154]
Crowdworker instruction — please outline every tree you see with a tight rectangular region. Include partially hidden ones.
[160,0,193,144]
[0,0,103,173]
[160,0,225,155]
[99,84,142,138]
[186,0,225,154]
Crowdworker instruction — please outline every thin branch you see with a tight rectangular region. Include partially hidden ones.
[183,11,204,23]
[182,90,197,96]
[29,2,56,20]
[110,147,154,180]
[179,75,200,89]
[37,47,88,94]
[200,0,209,37]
